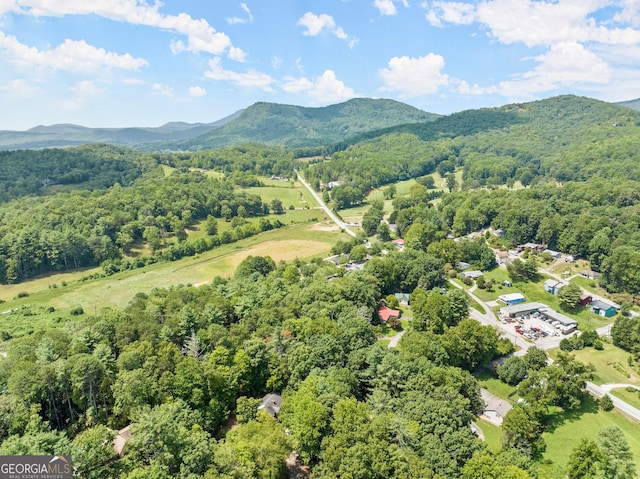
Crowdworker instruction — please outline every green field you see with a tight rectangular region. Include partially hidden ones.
[538,396,640,479]
[551,342,640,386]
[0,223,350,335]
[475,418,503,453]
[610,387,640,411]
[241,181,316,208]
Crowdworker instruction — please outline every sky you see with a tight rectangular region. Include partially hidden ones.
[0,0,639,130]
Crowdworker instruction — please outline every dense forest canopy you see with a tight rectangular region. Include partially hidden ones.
[304,95,640,192]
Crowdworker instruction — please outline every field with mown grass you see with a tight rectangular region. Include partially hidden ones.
[0,222,350,338]
[475,418,503,454]
[610,387,640,411]
[538,396,640,479]
[549,342,639,386]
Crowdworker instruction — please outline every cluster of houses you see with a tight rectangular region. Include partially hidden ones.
[543,278,618,317]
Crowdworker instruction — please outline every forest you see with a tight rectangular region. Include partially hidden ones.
[0,94,639,478]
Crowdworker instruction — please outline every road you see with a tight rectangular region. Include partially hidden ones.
[585,382,640,421]
[295,169,357,238]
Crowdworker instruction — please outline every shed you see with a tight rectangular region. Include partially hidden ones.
[113,425,132,457]
[498,293,526,305]
[590,300,617,318]
[543,249,562,258]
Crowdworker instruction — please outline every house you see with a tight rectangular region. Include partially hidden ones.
[392,238,405,250]
[543,249,562,259]
[258,393,283,416]
[462,270,484,280]
[494,229,505,238]
[590,300,617,318]
[394,293,410,306]
[544,279,565,295]
[378,306,401,322]
[456,261,471,271]
[496,250,510,264]
[325,181,342,189]
[580,270,601,280]
[498,293,526,306]
[113,425,132,457]
[517,242,545,252]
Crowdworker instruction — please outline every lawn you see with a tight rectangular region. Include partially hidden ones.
[475,418,503,454]
[551,342,640,386]
[538,396,640,479]
[475,370,519,402]
[610,387,640,411]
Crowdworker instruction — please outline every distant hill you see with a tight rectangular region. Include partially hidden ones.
[304,95,640,189]
[0,110,242,150]
[173,98,438,150]
[617,98,640,111]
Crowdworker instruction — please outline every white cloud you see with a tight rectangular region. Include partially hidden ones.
[297,12,357,46]
[204,57,275,91]
[425,0,640,48]
[0,31,147,73]
[58,79,104,110]
[152,82,173,96]
[282,70,357,103]
[189,85,206,97]
[0,78,38,96]
[1,0,245,60]
[227,3,253,25]
[496,42,610,97]
[374,0,409,16]
[379,53,450,95]
[271,56,283,69]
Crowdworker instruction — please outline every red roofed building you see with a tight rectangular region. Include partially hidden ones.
[378,306,401,322]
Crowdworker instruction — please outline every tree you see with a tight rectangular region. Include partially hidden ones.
[597,425,636,479]
[497,356,528,386]
[270,198,284,214]
[384,184,396,199]
[558,283,582,310]
[446,173,457,193]
[502,405,545,458]
[70,425,120,479]
[566,438,602,479]
[600,394,614,412]
[204,215,218,235]
[522,347,548,371]
[214,413,291,479]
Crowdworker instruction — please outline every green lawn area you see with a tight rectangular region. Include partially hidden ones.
[475,418,503,454]
[538,396,640,479]
[242,181,316,209]
[475,370,519,402]
[550,342,640,386]
[610,387,640,411]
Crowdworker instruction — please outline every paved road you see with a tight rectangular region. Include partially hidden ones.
[295,169,357,238]
[585,382,640,421]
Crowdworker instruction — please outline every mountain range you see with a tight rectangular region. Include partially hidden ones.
[0,96,638,152]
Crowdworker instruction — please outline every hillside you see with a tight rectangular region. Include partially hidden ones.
[618,97,640,112]
[305,95,640,189]
[0,111,242,150]
[174,98,438,150]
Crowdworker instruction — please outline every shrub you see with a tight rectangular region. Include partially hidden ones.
[600,394,614,411]
[70,307,84,316]
[17,291,29,298]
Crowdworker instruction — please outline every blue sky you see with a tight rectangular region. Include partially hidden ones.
[1,0,639,130]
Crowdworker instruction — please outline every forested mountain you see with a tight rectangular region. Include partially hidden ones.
[173,98,438,150]
[0,112,241,151]
[617,97,640,111]
[305,95,640,191]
